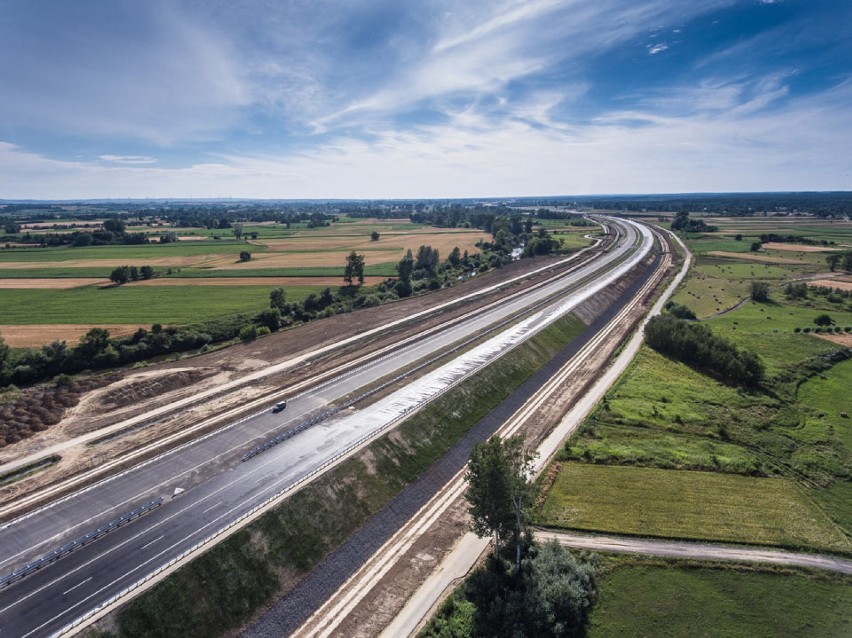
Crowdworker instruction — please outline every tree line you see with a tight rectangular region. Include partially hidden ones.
[826,251,852,272]
[645,314,764,387]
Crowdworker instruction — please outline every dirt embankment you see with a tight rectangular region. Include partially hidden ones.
[0,252,600,507]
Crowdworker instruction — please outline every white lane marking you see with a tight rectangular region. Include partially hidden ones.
[202,503,222,515]
[0,233,609,570]
[61,577,91,597]
[140,535,164,551]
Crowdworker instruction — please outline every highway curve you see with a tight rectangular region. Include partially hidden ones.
[0,217,652,638]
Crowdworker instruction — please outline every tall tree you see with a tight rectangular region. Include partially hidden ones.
[109,265,130,285]
[397,249,414,284]
[344,250,365,285]
[269,287,287,311]
[465,435,536,570]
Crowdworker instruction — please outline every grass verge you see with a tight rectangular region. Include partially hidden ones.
[92,313,587,638]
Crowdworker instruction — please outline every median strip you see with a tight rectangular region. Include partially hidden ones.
[0,498,163,590]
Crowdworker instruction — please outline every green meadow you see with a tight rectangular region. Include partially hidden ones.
[535,464,849,551]
[589,561,852,638]
[536,217,852,552]
[0,285,324,325]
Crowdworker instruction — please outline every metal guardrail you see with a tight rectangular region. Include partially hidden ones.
[52,220,648,637]
[241,230,638,463]
[0,497,163,590]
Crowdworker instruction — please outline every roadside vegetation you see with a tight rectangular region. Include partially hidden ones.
[89,314,588,638]
[535,214,852,555]
[421,435,598,638]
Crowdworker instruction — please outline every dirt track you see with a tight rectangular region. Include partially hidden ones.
[0,278,109,289]
[0,253,593,511]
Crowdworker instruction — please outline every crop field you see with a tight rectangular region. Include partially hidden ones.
[536,464,849,551]
[589,561,852,638]
[0,285,323,325]
[0,219,506,345]
[538,217,852,552]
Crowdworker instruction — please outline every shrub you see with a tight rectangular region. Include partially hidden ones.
[239,325,258,341]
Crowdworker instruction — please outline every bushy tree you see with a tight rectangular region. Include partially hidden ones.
[397,249,414,284]
[523,542,597,637]
[269,288,287,311]
[465,435,536,570]
[343,250,365,285]
[751,281,770,302]
[109,266,130,285]
[664,301,696,320]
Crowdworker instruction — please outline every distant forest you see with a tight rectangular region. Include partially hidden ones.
[1,192,851,233]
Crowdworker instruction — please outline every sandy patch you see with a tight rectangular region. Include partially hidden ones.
[253,229,486,254]
[817,333,852,347]
[211,251,400,269]
[808,279,852,291]
[0,255,230,269]
[763,242,839,253]
[707,251,806,264]
[0,324,144,348]
[134,276,386,287]
[0,278,109,289]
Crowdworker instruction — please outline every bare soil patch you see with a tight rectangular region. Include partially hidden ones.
[817,333,852,347]
[763,242,839,253]
[0,324,144,348]
[707,251,805,264]
[0,255,230,269]
[0,253,599,512]
[133,276,386,287]
[0,278,108,289]
[0,375,118,449]
[808,279,852,291]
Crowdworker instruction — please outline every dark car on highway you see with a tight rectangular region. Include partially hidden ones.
[272,401,287,413]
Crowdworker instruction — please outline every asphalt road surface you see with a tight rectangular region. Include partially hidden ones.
[0,218,651,638]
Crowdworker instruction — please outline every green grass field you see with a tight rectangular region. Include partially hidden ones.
[796,357,852,463]
[708,302,852,374]
[0,241,262,262]
[589,561,852,638]
[536,464,850,551]
[0,285,325,325]
[540,216,852,553]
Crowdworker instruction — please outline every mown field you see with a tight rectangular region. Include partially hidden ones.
[0,285,324,325]
[589,559,852,638]
[0,218,523,345]
[536,464,849,551]
[536,215,852,553]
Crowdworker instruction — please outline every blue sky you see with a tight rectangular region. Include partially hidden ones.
[1,0,850,199]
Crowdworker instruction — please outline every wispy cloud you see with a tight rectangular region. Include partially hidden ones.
[0,0,849,197]
[98,155,157,165]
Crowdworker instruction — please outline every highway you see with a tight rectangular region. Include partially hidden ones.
[0,217,653,637]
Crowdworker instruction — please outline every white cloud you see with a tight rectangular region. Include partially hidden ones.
[98,155,158,165]
[2,76,850,199]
